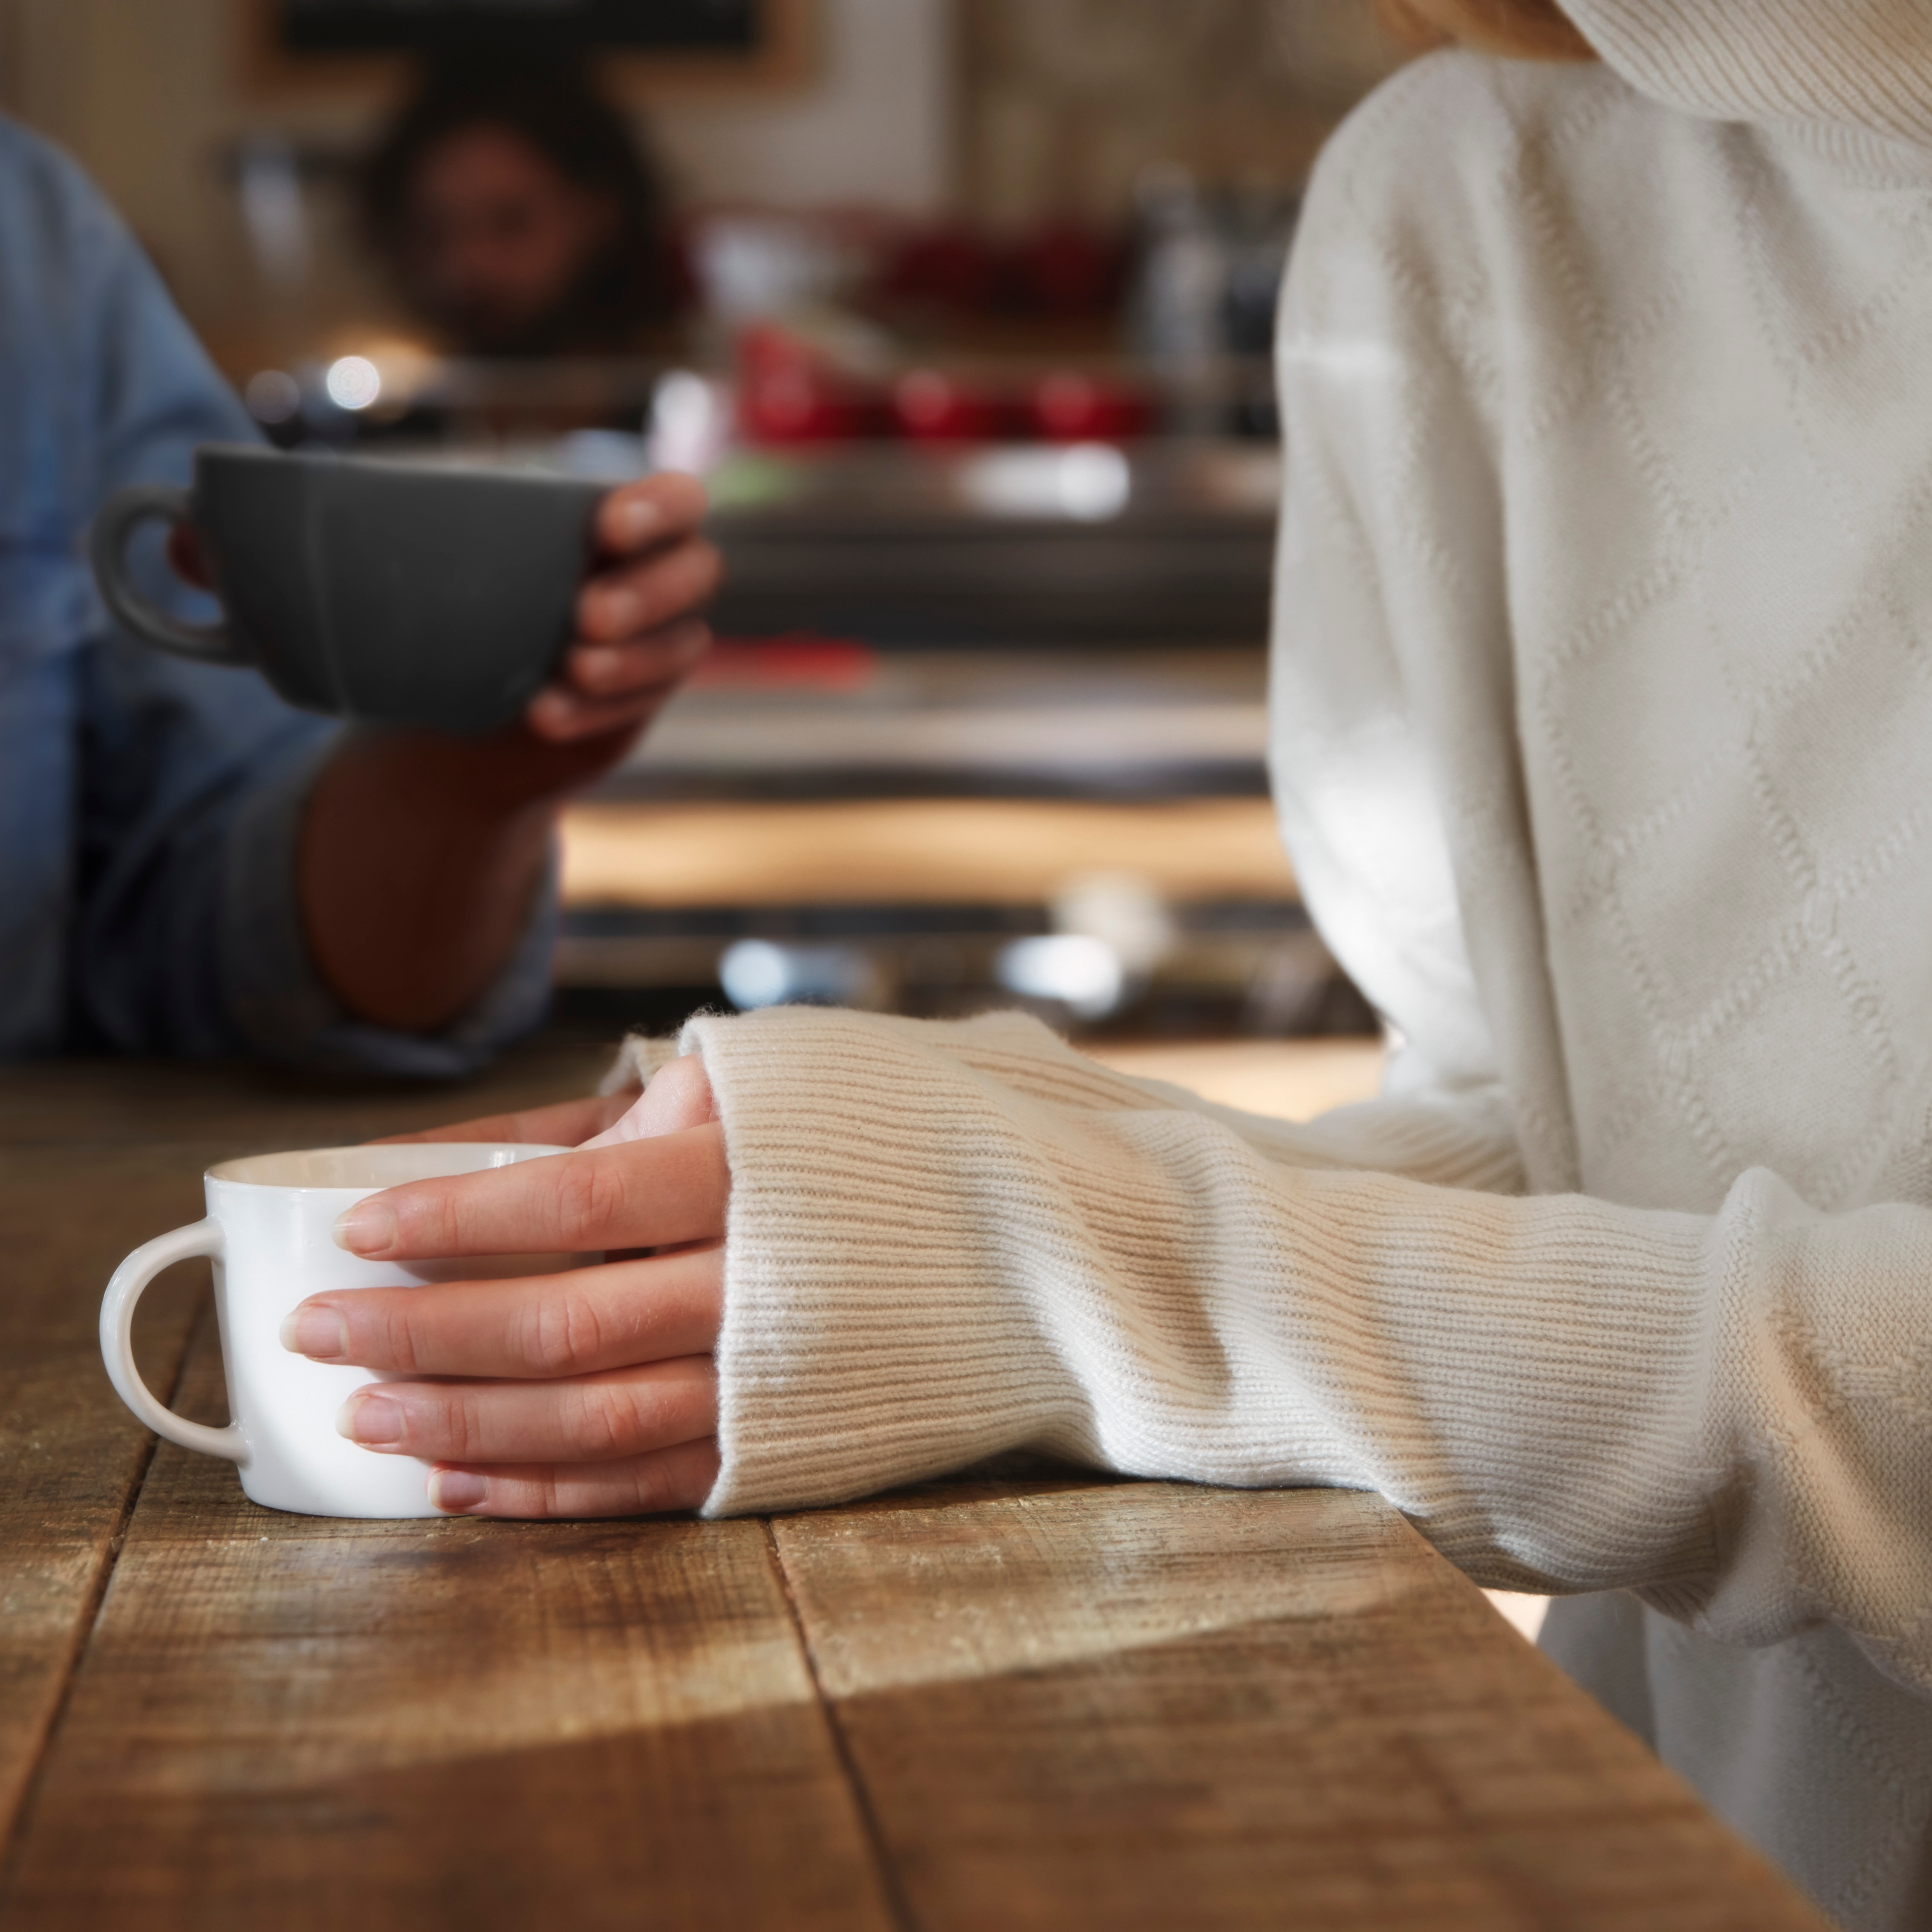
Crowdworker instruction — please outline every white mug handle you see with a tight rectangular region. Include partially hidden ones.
[99,1219,248,1464]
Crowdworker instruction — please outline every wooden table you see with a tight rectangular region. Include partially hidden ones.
[0,1045,1826,1931]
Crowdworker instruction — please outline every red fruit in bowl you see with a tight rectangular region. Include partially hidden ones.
[737,321,817,377]
[892,368,1008,441]
[741,365,869,443]
[1030,370,1152,442]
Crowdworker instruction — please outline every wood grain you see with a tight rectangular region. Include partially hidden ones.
[0,1144,217,1842]
[0,1331,893,1932]
[772,1480,1828,1932]
[0,1047,617,1871]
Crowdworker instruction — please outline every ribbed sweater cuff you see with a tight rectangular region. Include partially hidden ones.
[675,1005,1717,1589]
[685,1007,1097,1516]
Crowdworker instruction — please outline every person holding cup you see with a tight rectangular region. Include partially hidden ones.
[2,114,716,1070]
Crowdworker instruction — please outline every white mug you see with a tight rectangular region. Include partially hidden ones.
[100,1142,573,1518]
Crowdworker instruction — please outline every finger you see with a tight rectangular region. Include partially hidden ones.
[373,1092,635,1148]
[584,1054,715,1148]
[427,1437,721,1518]
[576,536,722,643]
[167,523,214,590]
[335,1121,728,1259]
[523,682,677,744]
[285,1245,724,1378]
[337,1355,717,1464]
[595,473,709,558]
[559,618,710,699]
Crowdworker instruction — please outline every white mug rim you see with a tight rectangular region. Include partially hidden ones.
[205,1141,569,1193]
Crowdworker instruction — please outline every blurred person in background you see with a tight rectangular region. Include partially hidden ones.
[359,56,676,360]
[0,112,716,1070]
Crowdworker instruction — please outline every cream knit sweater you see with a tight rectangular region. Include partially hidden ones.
[614,5,1932,1923]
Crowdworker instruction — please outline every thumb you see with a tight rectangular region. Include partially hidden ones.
[582,1053,716,1149]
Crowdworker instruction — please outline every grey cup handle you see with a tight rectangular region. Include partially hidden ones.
[89,484,253,667]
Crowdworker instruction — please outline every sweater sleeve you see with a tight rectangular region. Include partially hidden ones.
[651,65,1932,1698]
[679,1002,1932,1700]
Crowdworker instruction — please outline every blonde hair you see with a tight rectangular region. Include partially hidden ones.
[1378,0,1595,61]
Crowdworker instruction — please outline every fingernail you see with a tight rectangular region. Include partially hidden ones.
[333,1200,396,1255]
[430,1470,488,1513]
[338,1392,405,1447]
[612,498,662,547]
[281,1303,349,1360]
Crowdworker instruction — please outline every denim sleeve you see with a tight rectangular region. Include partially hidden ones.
[44,127,554,1073]
[75,635,558,1074]
[70,632,328,1057]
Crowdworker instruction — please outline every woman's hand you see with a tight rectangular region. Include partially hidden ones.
[283,1057,727,1518]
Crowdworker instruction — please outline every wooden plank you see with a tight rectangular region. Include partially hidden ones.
[0,1144,218,1845]
[772,1480,1829,1932]
[0,1047,630,1878]
[0,1329,895,1932]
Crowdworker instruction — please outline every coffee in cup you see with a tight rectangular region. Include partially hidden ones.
[90,443,606,734]
[99,1141,579,1518]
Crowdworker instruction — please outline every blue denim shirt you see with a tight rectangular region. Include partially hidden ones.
[0,117,554,1071]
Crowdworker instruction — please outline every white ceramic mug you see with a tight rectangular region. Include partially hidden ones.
[100,1142,573,1518]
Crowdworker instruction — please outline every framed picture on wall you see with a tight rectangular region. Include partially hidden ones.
[243,0,817,98]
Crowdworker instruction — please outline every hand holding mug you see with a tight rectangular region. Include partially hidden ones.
[169,471,720,762]
[94,445,719,750]
[207,469,719,814]
[98,1060,726,1519]
[103,454,722,1031]
[292,1057,728,1518]
[404,471,721,809]
[524,471,719,753]
[99,1140,581,1518]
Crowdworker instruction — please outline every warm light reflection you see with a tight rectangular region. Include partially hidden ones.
[719,939,877,1011]
[961,443,1132,522]
[996,933,1125,1019]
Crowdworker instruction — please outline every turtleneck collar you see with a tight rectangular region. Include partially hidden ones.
[1560,0,1932,155]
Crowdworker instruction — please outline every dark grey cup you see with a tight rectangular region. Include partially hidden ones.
[90,443,607,734]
